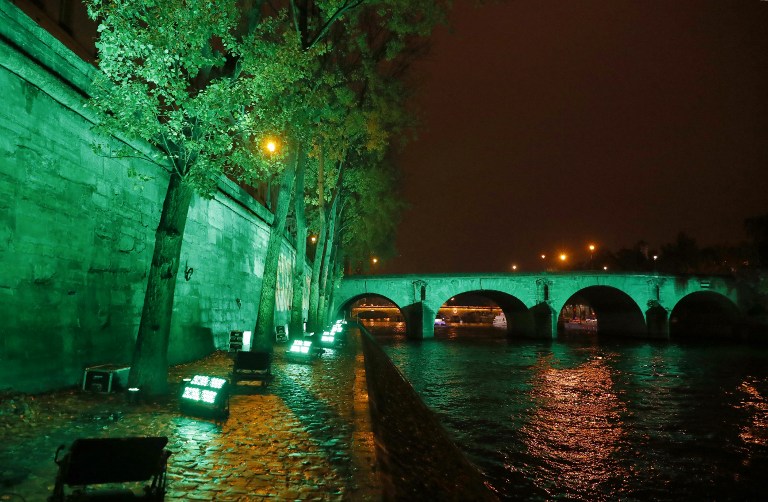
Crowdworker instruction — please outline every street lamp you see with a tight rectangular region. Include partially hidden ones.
[588,244,595,269]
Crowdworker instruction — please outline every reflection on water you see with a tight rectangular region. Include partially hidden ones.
[524,356,627,499]
[374,324,768,501]
[738,378,768,448]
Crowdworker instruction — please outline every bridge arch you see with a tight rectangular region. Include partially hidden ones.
[434,290,532,336]
[554,286,647,338]
[335,292,434,338]
[669,291,741,340]
[336,293,404,323]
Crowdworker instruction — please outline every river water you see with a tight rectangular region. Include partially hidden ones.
[367,323,768,501]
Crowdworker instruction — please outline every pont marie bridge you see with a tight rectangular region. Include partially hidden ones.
[333,272,753,340]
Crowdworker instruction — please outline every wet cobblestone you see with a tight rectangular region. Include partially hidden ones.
[0,333,379,501]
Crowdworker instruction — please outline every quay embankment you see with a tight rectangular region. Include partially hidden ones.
[0,328,496,501]
[358,326,498,501]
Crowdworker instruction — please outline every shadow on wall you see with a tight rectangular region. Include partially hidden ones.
[169,326,215,365]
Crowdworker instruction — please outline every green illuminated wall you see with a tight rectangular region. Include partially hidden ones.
[0,2,308,392]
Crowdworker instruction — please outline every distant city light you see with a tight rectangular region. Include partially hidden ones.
[541,254,546,259]
[310,235,317,243]
[512,264,518,271]
[372,257,378,264]
[603,266,608,270]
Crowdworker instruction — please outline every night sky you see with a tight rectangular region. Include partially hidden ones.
[387,0,768,274]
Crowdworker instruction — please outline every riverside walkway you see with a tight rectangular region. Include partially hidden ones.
[0,329,495,501]
[0,335,379,501]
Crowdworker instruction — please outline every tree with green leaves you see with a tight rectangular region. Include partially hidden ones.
[85,0,316,394]
[256,0,449,337]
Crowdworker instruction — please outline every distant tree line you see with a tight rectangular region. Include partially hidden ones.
[573,213,768,275]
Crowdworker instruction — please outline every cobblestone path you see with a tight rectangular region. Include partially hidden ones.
[0,334,379,501]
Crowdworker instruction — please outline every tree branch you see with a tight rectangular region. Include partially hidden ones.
[305,0,366,50]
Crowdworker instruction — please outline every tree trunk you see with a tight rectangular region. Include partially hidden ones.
[324,241,343,324]
[289,144,307,339]
[318,193,338,328]
[307,149,325,333]
[129,172,194,395]
[307,211,326,332]
[253,154,297,350]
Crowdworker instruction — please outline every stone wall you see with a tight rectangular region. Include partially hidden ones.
[0,1,308,392]
[357,326,497,500]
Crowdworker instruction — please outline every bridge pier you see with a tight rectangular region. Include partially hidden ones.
[646,305,670,339]
[530,303,556,339]
[402,302,435,339]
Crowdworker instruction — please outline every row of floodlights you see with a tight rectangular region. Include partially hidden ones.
[286,319,347,362]
[179,321,349,416]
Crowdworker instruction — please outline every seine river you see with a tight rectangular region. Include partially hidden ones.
[366,323,768,501]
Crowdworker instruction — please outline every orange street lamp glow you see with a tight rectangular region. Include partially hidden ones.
[512,264,518,271]
[541,254,546,260]
[266,140,277,153]
[559,253,567,262]
[310,235,317,243]
[372,257,378,264]
[589,244,595,252]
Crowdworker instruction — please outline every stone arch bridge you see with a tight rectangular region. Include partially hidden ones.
[333,273,748,340]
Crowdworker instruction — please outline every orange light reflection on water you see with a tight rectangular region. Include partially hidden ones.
[520,355,628,498]
[737,378,768,448]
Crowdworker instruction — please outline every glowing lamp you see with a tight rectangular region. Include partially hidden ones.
[320,331,336,347]
[286,340,316,363]
[179,375,229,419]
[127,387,141,404]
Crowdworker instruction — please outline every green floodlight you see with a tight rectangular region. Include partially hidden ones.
[286,340,315,362]
[320,331,335,346]
[179,375,229,419]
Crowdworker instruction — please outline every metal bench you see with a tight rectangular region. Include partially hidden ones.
[231,350,273,386]
[49,436,171,501]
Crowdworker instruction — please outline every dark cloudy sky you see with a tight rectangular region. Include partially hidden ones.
[386,0,768,273]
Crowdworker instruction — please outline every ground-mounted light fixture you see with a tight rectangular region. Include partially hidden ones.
[320,320,347,348]
[179,375,230,419]
[127,387,141,404]
[319,330,336,347]
[286,340,316,362]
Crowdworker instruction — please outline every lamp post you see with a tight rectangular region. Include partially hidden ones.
[588,244,595,269]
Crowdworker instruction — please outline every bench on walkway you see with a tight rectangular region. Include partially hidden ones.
[231,350,273,386]
[49,436,171,501]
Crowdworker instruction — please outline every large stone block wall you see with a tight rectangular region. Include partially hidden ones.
[357,325,496,500]
[0,2,308,392]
